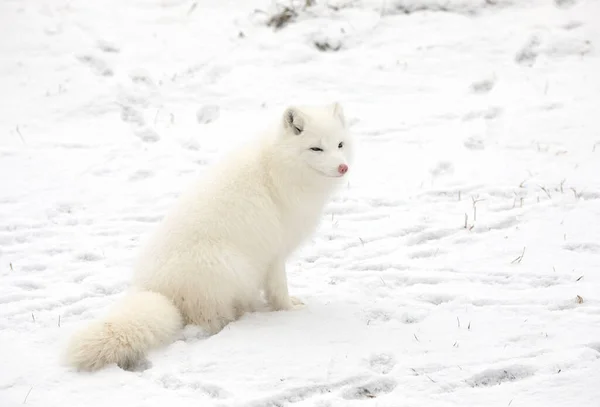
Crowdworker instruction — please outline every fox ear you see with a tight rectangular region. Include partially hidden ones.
[332,102,345,127]
[283,107,304,135]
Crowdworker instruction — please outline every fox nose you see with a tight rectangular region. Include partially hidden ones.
[338,164,348,175]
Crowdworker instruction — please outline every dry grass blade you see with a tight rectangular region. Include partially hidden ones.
[511,247,526,264]
[23,387,33,404]
[538,185,552,199]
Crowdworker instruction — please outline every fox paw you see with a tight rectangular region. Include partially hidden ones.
[290,296,305,309]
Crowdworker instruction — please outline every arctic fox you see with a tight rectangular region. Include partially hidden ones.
[65,103,353,371]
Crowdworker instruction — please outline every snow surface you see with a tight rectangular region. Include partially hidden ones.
[1,0,600,406]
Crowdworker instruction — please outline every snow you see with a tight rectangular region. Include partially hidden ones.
[1,0,600,405]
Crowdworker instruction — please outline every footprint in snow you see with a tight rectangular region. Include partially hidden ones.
[563,242,600,253]
[368,353,397,374]
[97,40,120,53]
[362,308,392,325]
[515,36,540,67]
[120,105,145,126]
[196,105,220,124]
[76,252,102,262]
[77,55,114,77]
[21,263,47,272]
[341,377,397,400]
[134,127,160,143]
[12,279,44,290]
[467,365,535,387]
[554,0,577,9]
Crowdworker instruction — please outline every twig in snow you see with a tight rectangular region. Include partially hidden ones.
[359,237,364,246]
[464,213,468,229]
[467,321,471,330]
[187,2,198,15]
[472,195,485,222]
[570,187,583,199]
[413,333,420,342]
[457,316,460,328]
[576,275,583,282]
[426,375,436,383]
[559,179,566,193]
[58,315,61,327]
[576,295,584,304]
[380,277,387,287]
[511,247,526,264]
[16,126,26,144]
[538,185,552,199]
[31,313,35,322]
[10,263,13,271]
[23,387,33,404]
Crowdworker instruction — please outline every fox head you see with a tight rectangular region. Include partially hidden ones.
[278,102,353,180]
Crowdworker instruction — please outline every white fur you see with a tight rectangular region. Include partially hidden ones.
[65,103,353,371]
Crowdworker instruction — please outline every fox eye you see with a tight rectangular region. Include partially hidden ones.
[338,142,344,149]
[310,147,323,152]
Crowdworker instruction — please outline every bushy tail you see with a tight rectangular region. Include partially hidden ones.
[65,291,183,371]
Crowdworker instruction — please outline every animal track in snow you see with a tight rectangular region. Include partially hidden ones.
[77,55,114,77]
[398,311,427,324]
[362,308,392,325]
[563,243,600,253]
[405,228,456,246]
[97,40,120,53]
[12,280,44,291]
[408,247,443,259]
[75,252,102,262]
[120,105,145,126]
[129,169,154,181]
[368,353,397,374]
[247,376,367,406]
[341,377,397,400]
[157,374,230,399]
[134,128,160,143]
[419,293,455,306]
[464,135,485,150]
[196,105,220,124]
[20,263,47,272]
[467,365,535,387]
[515,36,540,66]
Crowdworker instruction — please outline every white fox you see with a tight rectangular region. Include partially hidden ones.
[65,103,354,371]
